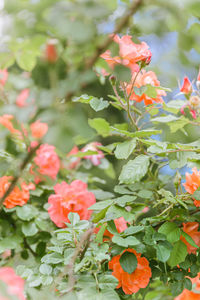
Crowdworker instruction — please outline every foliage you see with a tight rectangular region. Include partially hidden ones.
[0,0,200,299]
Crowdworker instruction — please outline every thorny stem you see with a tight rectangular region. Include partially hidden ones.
[111,84,126,109]
[61,226,94,295]
[0,144,40,209]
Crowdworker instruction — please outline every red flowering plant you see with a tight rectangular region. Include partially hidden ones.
[0,1,200,300]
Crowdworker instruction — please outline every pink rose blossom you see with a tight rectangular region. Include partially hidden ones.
[82,142,104,166]
[34,144,60,180]
[48,180,96,227]
[100,35,152,74]
[0,267,26,300]
[16,89,30,107]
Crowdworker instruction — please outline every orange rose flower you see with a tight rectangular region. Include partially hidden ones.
[109,248,151,295]
[30,120,48,139]
[180,222,200,254]
[175,273,200,300]
[100,35,152,74]
[126,70,166,105]
[0,176,35,209]
[183,167,200,207]
[180,77,193,94]
[48,180,96,228]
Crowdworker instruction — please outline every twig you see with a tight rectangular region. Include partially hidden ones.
[61,227,94,294]
[86,0,144,69]
[0,144,40,209]
[24,238,37,257]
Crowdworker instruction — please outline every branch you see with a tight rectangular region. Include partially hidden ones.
[86,0,144,69]
[0,144,40,209]
[61,227,94,294]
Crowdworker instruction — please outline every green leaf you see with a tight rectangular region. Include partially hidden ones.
[168,241,188,267]
[145,84,158,98]
[156,242,172,262]
[119,155,150,184]
[100,289,120,300]
[41,253,63,264]
[96,223,107,243]
[92,207,109,223]
[192,189,200,200]
[73,95,109,111]
[114,139,136,159]
[119,251,138,274]
[112,235,140,247]
[171,281,184,296]
[16,51,37,71]
[99,275,119,289]
[68,212,80,226]
[90,97,109,111]
[152,115,178,123]
[183,277,192,291]
[158,222,181,243]
[122,226,144,236]
[0,235,22,253]
[89,199,113,210]
[181,231,199,248]
[168,116,190,133]
[16,205,38,221]
[88,118,110,137]
[22,223,38,237]
[39,264,52,275]
[0,53,15,69]
[110,127,161,138]
[106,205,133,222]
[134,86,146,96]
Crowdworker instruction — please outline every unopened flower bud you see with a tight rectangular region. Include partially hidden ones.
[173,171,182,189]
[189,95,200,109]
[45,39,58,63]
[109,75,116,86]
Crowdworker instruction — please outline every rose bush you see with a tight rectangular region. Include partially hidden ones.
[0,0,199,299]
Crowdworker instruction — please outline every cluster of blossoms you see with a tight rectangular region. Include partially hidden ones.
[100,34,166,106]
[0,35,199,300]
[180,72,200,119]
[0,114,48,142]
